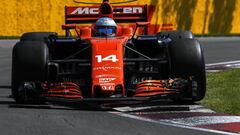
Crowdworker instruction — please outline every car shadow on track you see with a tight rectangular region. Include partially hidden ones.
[7,101,114,111]
[1,98,199,113]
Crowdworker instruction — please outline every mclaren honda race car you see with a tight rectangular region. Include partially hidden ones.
[12,0,206,104]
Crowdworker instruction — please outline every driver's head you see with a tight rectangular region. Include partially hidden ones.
[94,17,117,37]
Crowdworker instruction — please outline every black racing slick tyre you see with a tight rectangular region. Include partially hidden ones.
[12,41,49,103]
[168,38,206,101]
[158,30,194,39]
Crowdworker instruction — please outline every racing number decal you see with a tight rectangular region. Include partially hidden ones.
[95,55,119,63]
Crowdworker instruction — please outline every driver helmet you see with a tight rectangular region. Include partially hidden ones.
[94,17,117,36]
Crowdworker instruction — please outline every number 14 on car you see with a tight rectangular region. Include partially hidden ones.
[95,55,119,63]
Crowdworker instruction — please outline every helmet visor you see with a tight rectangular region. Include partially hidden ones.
[96,26,116,36]
[98,28,114,35]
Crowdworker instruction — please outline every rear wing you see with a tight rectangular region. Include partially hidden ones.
[65,5,148,24]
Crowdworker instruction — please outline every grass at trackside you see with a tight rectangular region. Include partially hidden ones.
[201,69,240,115]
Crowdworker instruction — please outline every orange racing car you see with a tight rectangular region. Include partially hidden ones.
[11,0,206,104]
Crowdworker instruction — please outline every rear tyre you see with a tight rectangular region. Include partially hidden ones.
[12,41,49,103]
[20,32,57,45]
[168,38,206,101]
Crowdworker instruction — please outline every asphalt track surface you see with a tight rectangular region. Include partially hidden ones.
[0,37,239,135]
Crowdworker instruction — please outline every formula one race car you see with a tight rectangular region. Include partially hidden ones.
[12,0,206,104]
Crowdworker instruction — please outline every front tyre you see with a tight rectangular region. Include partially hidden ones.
[168,38,206,101]
[12,41,49,103]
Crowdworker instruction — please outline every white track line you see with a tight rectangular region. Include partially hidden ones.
[160,116,240,126]
[206,60,240,66]
[113,105,215,113]
[114,112,239,135]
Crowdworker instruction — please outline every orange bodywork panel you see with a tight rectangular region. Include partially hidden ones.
[90,37,128,96]
[41,82,83,99]
[79,26,92,38]
[134,80,179,97]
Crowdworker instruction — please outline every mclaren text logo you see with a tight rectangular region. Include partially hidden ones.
[71,7,143,15]
[71,7,98,15]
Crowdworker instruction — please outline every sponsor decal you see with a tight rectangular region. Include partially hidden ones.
[73,0,138,4]
[99,83,115,86]
[99,78,116,83]
[115,7,143,14]
[70,7,143,15]
[101,85,115,90]
[96,74,118,78]
[93,64,122,71]
[99,83,115,90]
[71,7,99,15]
